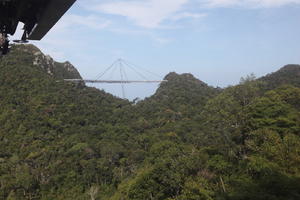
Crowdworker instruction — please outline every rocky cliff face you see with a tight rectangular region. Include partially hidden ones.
[12,44,82,79]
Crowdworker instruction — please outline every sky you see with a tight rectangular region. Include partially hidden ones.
[13,0,300,100]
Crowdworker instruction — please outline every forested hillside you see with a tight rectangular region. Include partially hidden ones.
[0,45,299,200]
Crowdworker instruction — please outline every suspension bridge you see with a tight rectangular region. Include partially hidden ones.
[64,80,166,84]
[64,59,167,99]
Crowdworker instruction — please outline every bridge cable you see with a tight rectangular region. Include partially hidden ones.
[121,61,129,82]
[121,60,149,81]
[95,60,118,80]
[108,62,119,80]
[122,59,163,80]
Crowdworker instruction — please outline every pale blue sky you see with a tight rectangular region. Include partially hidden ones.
[18,0,300,99]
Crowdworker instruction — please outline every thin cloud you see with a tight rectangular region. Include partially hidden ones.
[201,0,300,8]
[53,14,111,32]
[254,0,300,7]
[30,13,111,61]
[87,0,189,28]
[170,12,207,21]
[109,27,173,45]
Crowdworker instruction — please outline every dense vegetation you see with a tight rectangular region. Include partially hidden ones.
[0,45,299,200]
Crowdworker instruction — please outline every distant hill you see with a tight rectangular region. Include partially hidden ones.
[259,64,300,90]
[135,72,221,123]
[154,72,221,106]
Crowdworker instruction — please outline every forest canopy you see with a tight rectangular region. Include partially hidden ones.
[0,45,300,200]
